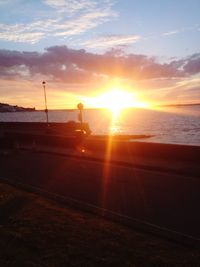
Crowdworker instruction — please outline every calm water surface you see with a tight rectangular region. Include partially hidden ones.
[0,106,200,145]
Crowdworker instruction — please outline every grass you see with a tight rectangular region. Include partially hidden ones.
[0,182,200,266]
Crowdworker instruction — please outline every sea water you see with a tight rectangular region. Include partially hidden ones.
[0,105,200,146]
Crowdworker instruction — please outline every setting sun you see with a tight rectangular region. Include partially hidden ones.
[99,88,134,115]
[86,87,151,116]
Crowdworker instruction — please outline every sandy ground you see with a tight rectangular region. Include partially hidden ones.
[0,182,200,267]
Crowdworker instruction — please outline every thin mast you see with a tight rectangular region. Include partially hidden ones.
[42,81,49,124]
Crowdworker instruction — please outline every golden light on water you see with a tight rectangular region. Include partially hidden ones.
[92,86,154,208]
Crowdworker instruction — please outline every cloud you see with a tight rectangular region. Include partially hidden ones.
[53,10,117,37]
[0,0,118,43]
[162,25,200,37]
[43,0,98,14]
[183,54,200,74]
[162,30,180,36]
[43,0,116,12]
[82,34,141,48]
[0,46,199,107]
[169,54,200,75]
[0,19,57,44]
[1,45,199,84]
[0,30,45,44]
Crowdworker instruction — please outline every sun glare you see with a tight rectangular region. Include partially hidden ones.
[102,88,134,115]
[96,88,150,116]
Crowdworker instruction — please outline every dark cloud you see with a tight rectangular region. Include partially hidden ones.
[183,54,200,75]
[169,53,200,75]
[0,46,199,83]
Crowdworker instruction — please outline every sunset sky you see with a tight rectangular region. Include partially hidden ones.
[0,0,200,109]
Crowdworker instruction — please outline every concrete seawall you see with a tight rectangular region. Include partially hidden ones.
[1,129,199,176]
[1,121,200,162]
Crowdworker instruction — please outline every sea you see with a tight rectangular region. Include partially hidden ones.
[0,105,200,146]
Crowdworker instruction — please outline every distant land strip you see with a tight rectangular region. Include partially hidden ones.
[0,103,35,112]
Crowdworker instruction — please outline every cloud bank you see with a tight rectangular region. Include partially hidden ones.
[0,46,200,83]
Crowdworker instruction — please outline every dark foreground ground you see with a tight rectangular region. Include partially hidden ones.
[0,182,200,267]
[1,148,200,242]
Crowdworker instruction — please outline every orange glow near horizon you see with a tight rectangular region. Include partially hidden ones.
[98,88,135,117]
[83,87,152,117]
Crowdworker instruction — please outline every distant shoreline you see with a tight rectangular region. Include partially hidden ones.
[0,103,199,112]
[39,103,200,111]
[157,103,200,108]
[0,103,35,112]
